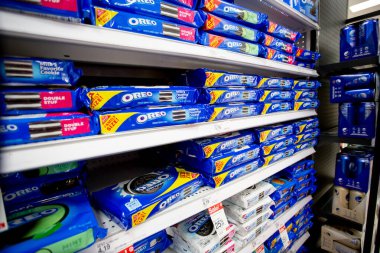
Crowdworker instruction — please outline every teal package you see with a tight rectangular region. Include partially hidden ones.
[295,138,318,152]
[259,90,295,102]
[292,117,319,134]
[293,80,321,90]
[81,86,200,110]
[92,166,204,229]
[208,102,264,121]
[294,99,320,110]
[0,190,106,253]
[294,128,320,144]
[257,77,294,90]
[178,144,261,175]
[255,123,294,143]
[199,88,262,104]
[261,101,293,114]
[177,130,255,159]
[260,135,296,156]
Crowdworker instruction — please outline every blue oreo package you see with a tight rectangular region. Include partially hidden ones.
[295,48,321,62]
[208,102,263,121]
[199,88,262,104]
[186,68,261,88]
[257,77,294,90]
[292,117,319,134]
[294,90,318,100]
[262,146,296,166]
[294,128,320,144]
[92,6,199,43]
[270,197,296,219]
[295,185,316,201]
[1,190,106,253]
[81,86,199,110]
[207,158,263,187]
[284,168,316,184]
[0,112,99,146]
[0,57,82,86]
[267,177,296,201]
[259,90,295,102]
[293,60,316,69]
[92,0,205,27]
[265,48,296,64]
[200,32,267,57]
[262,34,296,54]
[272,192,292,209]
[255,123,294,143]
[203,12,264,43]
[178,144,261,175]
[177,130,255,159]
[284,160,308,174]
[0,88,82,115]
[295,176,316,193]
[265,220,295,249]
[293,80,321,90]
[261,101,293,114]
[134,230,172,253]
[265,20,302,43]
[95,105,210,134]
[260,135,296,156]
[294,100,319,110]
[330,73,376,89]
[295,138,318,152]
[199,0,268,29]
[92,166,204,229]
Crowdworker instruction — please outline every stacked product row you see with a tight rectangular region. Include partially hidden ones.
[0,57,320,146]
[0,0,320,68]
[330,72,378,139]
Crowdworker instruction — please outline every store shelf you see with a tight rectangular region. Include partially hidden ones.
[239,196,313,253]
[318,127,376,147]
[289,232,310,253]
[0,11,318,78]
[0,110,316,173]
[319,56,380,76]
[82,149,315,253]
[238,0,320,32]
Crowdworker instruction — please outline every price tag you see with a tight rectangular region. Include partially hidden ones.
[0,188,8,232]
[254,244,265,253]
[279,225,290,248]
[118,245,134,253]
[97,242,111,253]
[208,203,229,238]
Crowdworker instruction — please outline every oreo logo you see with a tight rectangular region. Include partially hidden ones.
[224,75,240,82]
[124,173,170,194]
[224,107,240,115]
[122,92,153,103]
[0,124,18,133]
[225,91,240,99]
[4,186,39,202]
[137,111,166,123]
[128,18,157,26]
[188,215,215,236]
[227,41,242,47]
[8,207,58,228]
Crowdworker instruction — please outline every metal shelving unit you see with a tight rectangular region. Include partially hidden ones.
[289,232,310,253]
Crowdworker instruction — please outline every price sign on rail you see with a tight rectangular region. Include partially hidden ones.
[208,202,229,238]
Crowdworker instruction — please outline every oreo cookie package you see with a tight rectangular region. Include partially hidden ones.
[260,135,296,156]
[265,48,296,64]
[92,166,204,229]
[199,88,262,104]
[294,129,320,144]
[292,117,319,134]
[294,139,318,152]
[259,90,295,102]
[261,101,293,114]
[264,21,302,43]
[293,80,321,90]
[255,123,294,143]
[208,102,264,121]
[228,209,273,236]
[134,230,172,253]
[257,78,294,90]
[295,48,321,62]
[262,146,296,166]
[293,100,320,111]
[294,90,318,100]
[233,221,269,245]
[262,34,296,54]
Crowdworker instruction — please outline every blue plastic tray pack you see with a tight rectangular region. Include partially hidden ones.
[261,101,293,114]
[293,80,321,90]
[257,77,294,90]
[186,68,261,88]
[199,0,268,29]
[134,230,172,253]
[262,146,296,166]
[95,105,210,134]
[178,144,261,175]
[260,135,296,156]
[272,192,292,209]
[259,90,295,102]
[1,190,106,253]
[262,34,296,54]
[265,20,302,43]
[177,130,255,159]
[284,160,308,174]
[294,128,320,144]
[199,32,267,57]
[0,57,82,86]
[199,87,262,104]
[208,102,263,121]
[93,0,205,27]
[91,6,199,43]
[294,99,320,111]
[255,123,294,143]
[92,166,204,229]
[294,90,318,100]
[0,88,82,115]
[265,48,296,64]
[292,117,319,134]
[295,48,321,62]
[81,86,199,110]
[202,12,264,43]
[0,112,99,146]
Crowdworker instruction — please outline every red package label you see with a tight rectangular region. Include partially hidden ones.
[40,91,73,109]
[41,0,78,12]
[47,112,83,117]
[118,245,134,253]
[61,118,91,136]
[178,0,193,7]
[208,202,223,214]
[178,8,195,23]
[180,26,196,41]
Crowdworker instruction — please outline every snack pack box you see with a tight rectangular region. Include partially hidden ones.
[330,73,376,89]
[257,78,294,90]
[199,88,262,104]
[293,80,321,90]
[295,48,321,62]
[265,48,296,64]
[0,57,82,86]
[228,209,273,236]
[92,6,199,43]
[134,230,172,253]
[264,20,302,43]
[262,34,296,54]
[0,112,99,146]
[177,130,255,159]
[93,0,205,27]
[272,192,292,209]
[208,102,263,121]
[233,220,269,245]
[292,117,319,134]
[293,100,319,110]
[299,0,319,22]
[255,123,293,143]
[95,105,210,134]
[283,160,309,175]
[81,86,199,110]
[294,90,318,100]
[260,135,296,156]
[262,146,296,166]
[92,167,204,229]
[331,88,375,103]
[281,168,315,183]
[259,90,295,102]
[261,101,293,114]
[294,128,320,144]
[186,68,261,88]
[0,190,106,253]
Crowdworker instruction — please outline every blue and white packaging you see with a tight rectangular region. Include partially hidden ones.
[92,0,205,27]
[265,20,302,43]
[284,159,311,174]
[177,130,255,159]
[92,166,204,229]
[185,68,261,88]
[293,80,321,90]
[261,101,293,114]
[293,60,316,69]
[0,112,99,146]
[95,105,211,134]
[281,168,315,183]
[295,47,321,62]
[233,221,269,245]
[134,230,172,253]
[260,135,296,156]
[262,146,296,166]
[81,86,199,110]
[255,123,294,143]
[199,87,262,104]
[257,77,294,90]
[208,102,263,121]
[294,99,319,110]
[262,34,296,54]
[91,6,199,43]
[272,193,292,210]
[0,190,106,253]
[294,90,318,100]
[294,138,318,152]
[292,117,319,134]
[259,90,295,102]
[165,0,197,9]
[199,0,268,29]
[334,88,376,103]
[228,209,273,236]
[299,0,319,22]
[0,57,82,86]
[266,177,296,201]
[265,220,294,249]
[178,144,260,175]
[265,47,296,64]
[294,128,320,144]
[270,197,296,219]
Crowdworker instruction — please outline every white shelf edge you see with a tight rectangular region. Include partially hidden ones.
[0,11,318,77]
[83,148,315,253]
[239,196,313,253]
[0,110,317,173]
[289,232,310,253]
